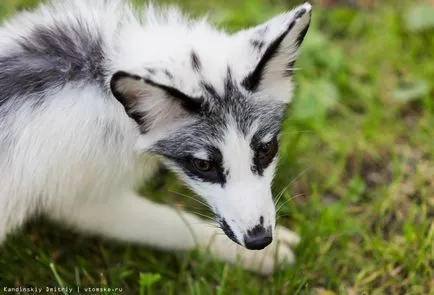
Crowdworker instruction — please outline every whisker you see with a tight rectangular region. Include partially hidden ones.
[188,211,215,220]
[275,193,305,221]
[288,193,304,201]
[275,168,310,205]
[276,193,304,213]
[274,185,287,209]
[189,221,219,227]
[274,166,311,210]
[279,130,314,137]
[170,190,212,209]
[185,203,214,214]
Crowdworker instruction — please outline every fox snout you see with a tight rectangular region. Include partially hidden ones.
[218,215,274,250]
[244,222,273,250]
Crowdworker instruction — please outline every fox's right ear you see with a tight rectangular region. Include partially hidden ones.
[236,2,312,103]
[110,71,203,133]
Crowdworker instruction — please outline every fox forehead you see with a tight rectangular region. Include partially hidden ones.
[152,89,284,171]
[117,30,234,96]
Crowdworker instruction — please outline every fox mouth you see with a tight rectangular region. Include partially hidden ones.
[217,217,242,246]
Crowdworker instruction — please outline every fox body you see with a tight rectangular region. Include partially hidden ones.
[0,0,311,274]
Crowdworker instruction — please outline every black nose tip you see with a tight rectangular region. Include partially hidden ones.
[244,225,272,250]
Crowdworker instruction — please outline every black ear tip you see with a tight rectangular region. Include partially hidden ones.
[300,2,313,15]
[303,1,313,8]
[295,8,307,19]
[295,1,313,20]
[294,2,313,31]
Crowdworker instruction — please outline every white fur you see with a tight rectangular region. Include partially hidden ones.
[0,0,311,274]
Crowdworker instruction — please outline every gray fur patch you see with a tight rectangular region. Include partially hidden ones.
[0,21,105,108]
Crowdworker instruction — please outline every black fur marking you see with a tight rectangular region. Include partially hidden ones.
[200,67,237,112]
[251,136,279,176]
[0,22,105,108]
[294,8,307,20]
[147,68,156,75]
[220,219,240,245]
[201,82,219,101]
[144,79,203,114]
[296,23,310,47]
[224,67,235,94]
[191,51,201,72]
[259,216,264,225]
[164,145,227,186]
[251,39,265,51]
[284,60,297,77]
[164,69,174,80]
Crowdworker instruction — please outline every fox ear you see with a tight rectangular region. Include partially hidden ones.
[110,71,203,133]
[240,2,312,103]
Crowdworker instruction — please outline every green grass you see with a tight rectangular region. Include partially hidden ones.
[0,0,433,294]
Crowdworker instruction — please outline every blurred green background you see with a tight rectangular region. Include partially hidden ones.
[0,0,433,294]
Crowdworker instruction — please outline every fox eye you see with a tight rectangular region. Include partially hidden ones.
[256,137,278,165]
[258,142,273,158]
[191,158,213,172]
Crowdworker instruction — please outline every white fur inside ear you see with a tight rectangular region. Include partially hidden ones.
[115,78,148,102]
[114,73,193,132]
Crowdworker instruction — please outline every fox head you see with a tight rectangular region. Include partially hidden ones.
[110,2,312,250]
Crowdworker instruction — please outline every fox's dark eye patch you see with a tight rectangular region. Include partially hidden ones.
[182,157,223,184]
[251,136,278,176]
[165,146,227,186]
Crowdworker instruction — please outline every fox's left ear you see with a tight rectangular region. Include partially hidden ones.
[238,2,312,103]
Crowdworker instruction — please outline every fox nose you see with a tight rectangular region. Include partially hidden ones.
[244,225,272,250]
